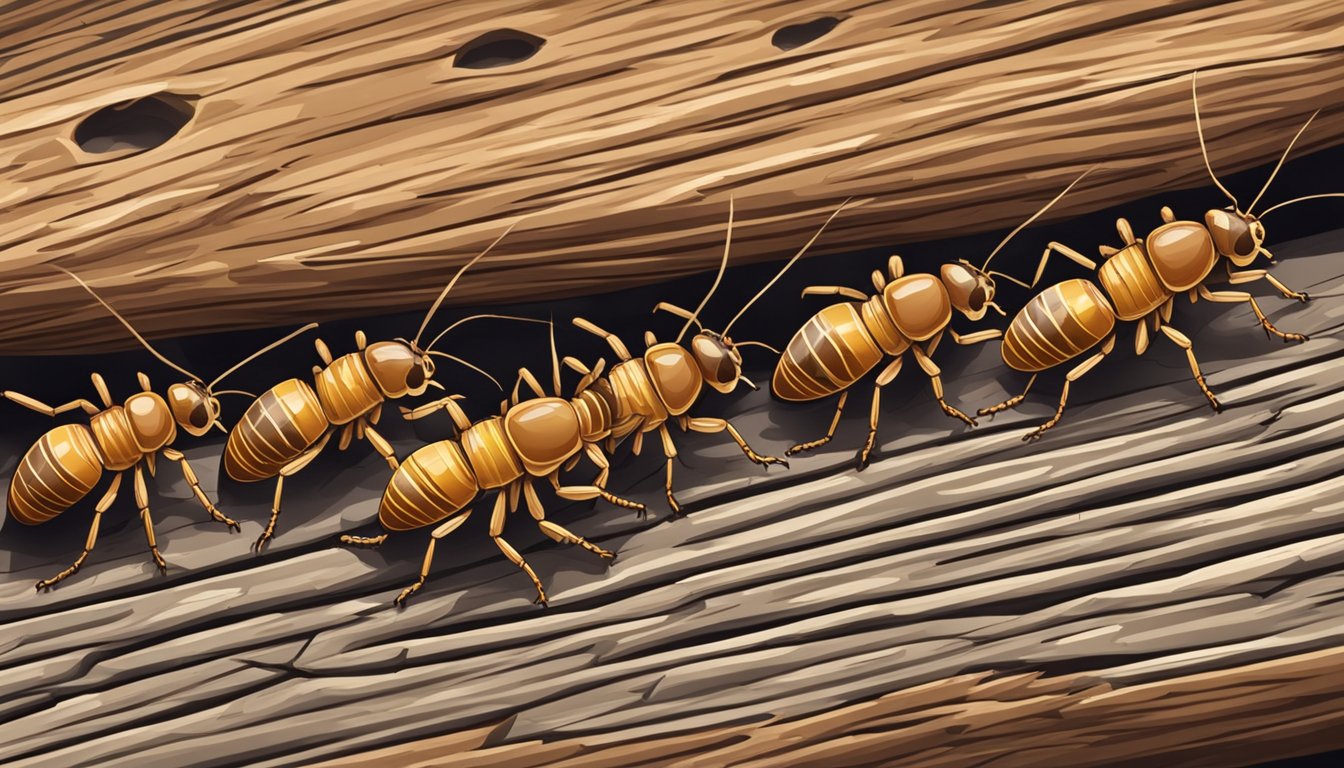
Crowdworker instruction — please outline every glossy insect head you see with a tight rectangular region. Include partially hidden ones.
[167,381,221,437]
[943,260,1001,320]
[1192,71,1338,268]
[690,330,745,393]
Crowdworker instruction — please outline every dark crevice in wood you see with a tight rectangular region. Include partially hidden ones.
[73,94,195,155]
[771,16,841,51]
[453,29,546,70]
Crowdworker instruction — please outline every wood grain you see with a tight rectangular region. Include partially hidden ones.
[312,647,1344,768]
[0,226,1341,767]
[2,0,1343,353]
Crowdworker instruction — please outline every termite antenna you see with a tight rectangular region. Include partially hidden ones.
[676,197,734,344]
[414,219,522,350]
[982,167,1094,272]
[722,197,853,337]
[1258,192,1344,218]
[1248,108,1321,214]
[548,315,561,397]
[735,340,782,355]
[55,265,203,382]
[426,350,503,390]
[208,323,319,391]
[986,270,1031,289]
[425,313,549,354]
[1192,71,1241,211]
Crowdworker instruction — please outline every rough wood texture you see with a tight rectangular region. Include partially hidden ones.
[313,647,1344,768]
[1,227,1341,767]
[2,0,1344,353]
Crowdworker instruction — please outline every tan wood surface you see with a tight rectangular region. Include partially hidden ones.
[2,0,1343,353]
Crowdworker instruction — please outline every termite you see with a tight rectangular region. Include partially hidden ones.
[771,176,1088,469]
[573,198,847,514]
[980,72,1339,440]
[343,324,642,605]
[6,268,313,590]
[224,222,544,550]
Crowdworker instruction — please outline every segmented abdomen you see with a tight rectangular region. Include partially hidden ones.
[224,379,329,482]
[1002,279,1117,372]
[1097,243,1167,321]
[379,440,479,531]
[772,303,884,402]
[9,424,104,525]
[315,353,382,425]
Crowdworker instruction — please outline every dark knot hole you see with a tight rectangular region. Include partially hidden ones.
[772,17,841,51]
[73,93,194,155]
[454,29,546,69]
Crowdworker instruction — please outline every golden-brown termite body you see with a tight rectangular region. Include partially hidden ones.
[6,268,313,590]
[771,173,1097,468]
[343,325,641,605]
[574,198,850,512]
[224,223,545,549]
[982,73,1338,440]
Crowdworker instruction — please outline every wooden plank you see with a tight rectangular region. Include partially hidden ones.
[0,225,1341,766]
[1,0,1343,352]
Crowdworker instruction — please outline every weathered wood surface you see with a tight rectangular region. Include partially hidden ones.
[1,226,1341,767]
[314,647,1344,768]
[2,0,1344,353]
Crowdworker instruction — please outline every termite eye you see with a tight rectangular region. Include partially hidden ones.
[969,285,987,309]
[407,366,425,388]
[716,354,737,381]
[188,401,210,428]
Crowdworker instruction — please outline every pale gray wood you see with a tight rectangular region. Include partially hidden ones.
[0,229,1341,767]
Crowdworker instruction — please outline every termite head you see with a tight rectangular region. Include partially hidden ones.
[368,340,437,399]
[1188,71,1328,269]
[943,261,999,321]
[1205,208,1265,267]
[167,381,222,438]
[690,331,744,394]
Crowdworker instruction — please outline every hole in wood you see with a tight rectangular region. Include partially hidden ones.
[74,93,194,155]
[772,17,841,51]
[454,29,545,69]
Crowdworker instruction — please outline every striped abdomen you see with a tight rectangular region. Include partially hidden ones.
[460,416,524,490]
[379,440,479,531]
[608,359,668,430]
[773,303,885,402]
[314,352,382,425]
[88,406,143,472]
[572,381,616,442]
[9,424,104,525]
[1097,242,1168,321]
[224,379,329,482]
[1002,279,1117,372]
